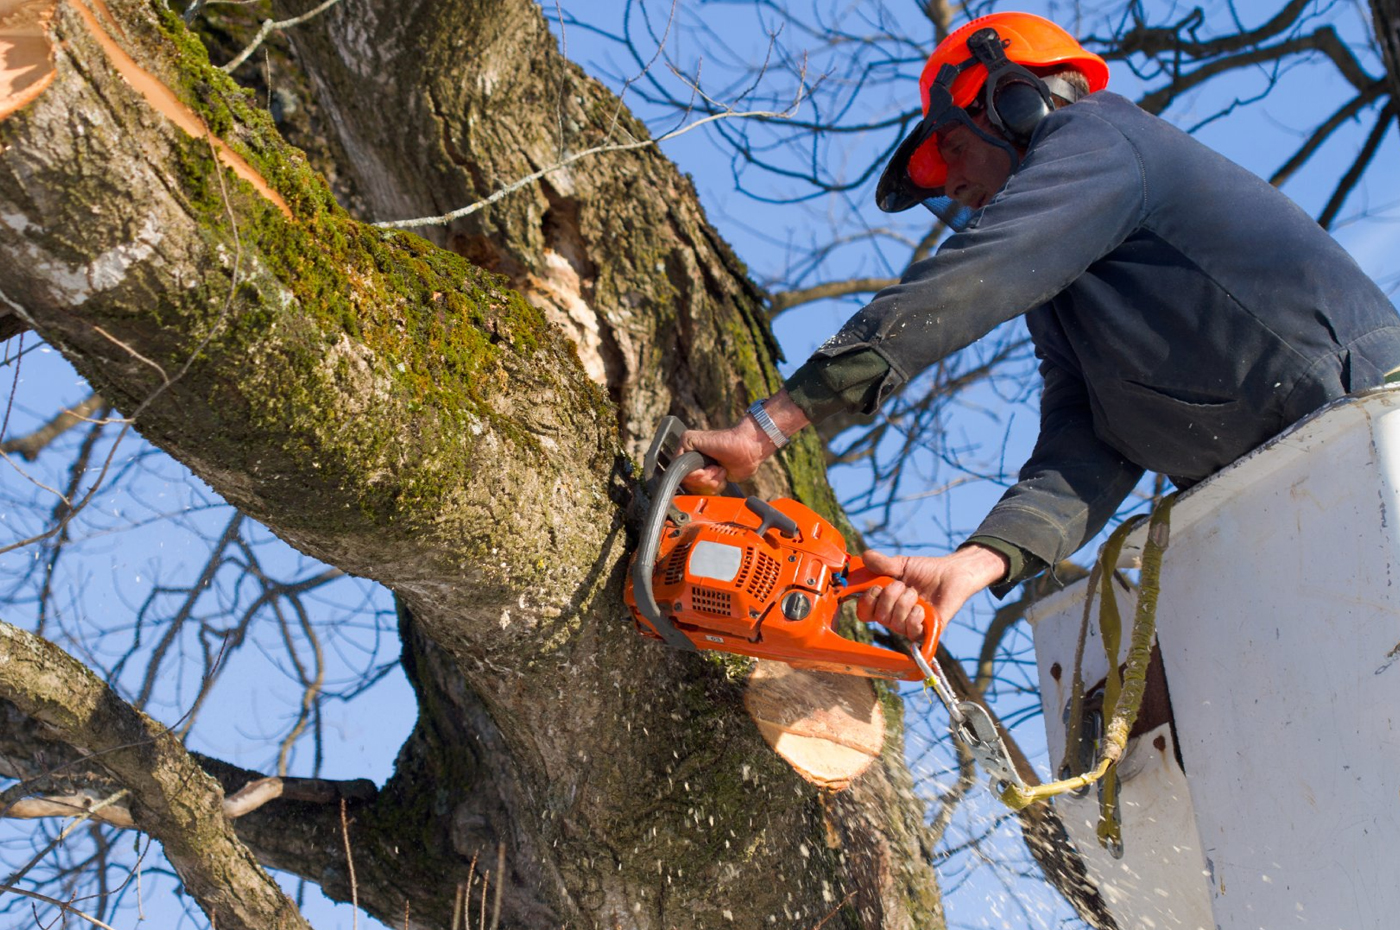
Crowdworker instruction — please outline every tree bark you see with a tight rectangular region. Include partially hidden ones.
[0,2,942,928]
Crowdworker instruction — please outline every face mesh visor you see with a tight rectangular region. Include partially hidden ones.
[876,60,1017,229]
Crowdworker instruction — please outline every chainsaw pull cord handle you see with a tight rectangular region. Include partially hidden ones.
[744,497,799,539]
[632,449,706,652]
[840,557,942,670]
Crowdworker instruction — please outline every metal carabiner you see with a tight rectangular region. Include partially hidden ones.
[909,643,1028,794]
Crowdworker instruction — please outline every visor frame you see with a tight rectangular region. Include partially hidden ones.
[874,27,1062,219]
[874,59,1023,224]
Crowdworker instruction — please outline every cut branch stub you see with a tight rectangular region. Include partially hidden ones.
[744,660,885,790]
[0,619,310,930]
[0,0,56,121]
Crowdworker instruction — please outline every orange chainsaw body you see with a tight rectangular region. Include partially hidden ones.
[624,493,942,681]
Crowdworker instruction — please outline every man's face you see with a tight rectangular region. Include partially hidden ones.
[936,113,1015,210]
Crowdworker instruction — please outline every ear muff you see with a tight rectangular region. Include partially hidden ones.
[988,77,1053,143]
[965,28,1057,145]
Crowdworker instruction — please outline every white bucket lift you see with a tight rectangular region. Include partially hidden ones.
[1028,387,1400,930]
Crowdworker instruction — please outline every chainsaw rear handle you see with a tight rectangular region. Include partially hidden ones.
[840,557,942,669]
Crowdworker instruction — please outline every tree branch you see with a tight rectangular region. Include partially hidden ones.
[220,0,348,73]
[768,276,897,319]
[1269,82,1388,188]
[0,620,309,930]
[1318,105,1397,228]
[0,884,119,930]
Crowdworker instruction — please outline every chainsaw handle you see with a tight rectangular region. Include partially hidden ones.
[632,447,705,652]
[643,416,743,498]
[840,557,942,667]
[744,496,799,540]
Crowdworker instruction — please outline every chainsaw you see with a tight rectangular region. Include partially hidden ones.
[622,417,1031,792]
[623,416,940,679]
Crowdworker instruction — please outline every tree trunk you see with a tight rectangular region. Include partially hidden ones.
[0,1,942,927]
[1373,0,1400,129]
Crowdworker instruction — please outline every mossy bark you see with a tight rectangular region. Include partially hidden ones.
[0,1,941,927]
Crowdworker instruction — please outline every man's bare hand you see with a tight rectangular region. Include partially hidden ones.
[856,545,1011,639]
[680,391,811,493]
[679,419,769,493]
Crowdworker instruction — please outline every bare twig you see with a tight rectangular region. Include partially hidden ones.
[341,798,359,930]
[455,851,479,930]
[806,889,857,930]
[479,869,488,930]
[768,277,898,318]
[3,774,375,828]
[0,394,106,461]
[1269,83,1387,188]
[2,789,131,890]
[490,843,505,930]
[928,735,977,847]
[221,0,348,73]
[1318,106,1396,229]
[0,885,118,930]
[375,85,809,230]
[130,512,244,707]
[0,130,245,561]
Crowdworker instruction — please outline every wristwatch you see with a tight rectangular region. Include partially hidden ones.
[747,399,789,450]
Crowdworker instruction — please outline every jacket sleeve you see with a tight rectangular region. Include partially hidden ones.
[783,103,1147,423]
[970,358,1145,574]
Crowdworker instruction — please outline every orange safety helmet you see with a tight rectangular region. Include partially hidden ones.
[875,12,1109,219]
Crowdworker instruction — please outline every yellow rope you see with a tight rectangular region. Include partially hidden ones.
[1056,557,1104,785]
[999,495,1175,812]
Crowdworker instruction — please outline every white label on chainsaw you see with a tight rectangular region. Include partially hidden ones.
[689,541,744,583]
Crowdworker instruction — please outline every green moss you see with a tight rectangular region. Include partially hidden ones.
[144,12,577,532]
[702,649,755,681]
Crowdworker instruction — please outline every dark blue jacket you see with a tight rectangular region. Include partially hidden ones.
[784,91,1400,576]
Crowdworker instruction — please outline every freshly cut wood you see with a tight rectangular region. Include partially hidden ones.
[0,0,55,121]
[744,660,885,790]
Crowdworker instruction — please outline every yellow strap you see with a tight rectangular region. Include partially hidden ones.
[1000,495,1175,812]
[1094,520,1131,851]
[1056,557,1103,782]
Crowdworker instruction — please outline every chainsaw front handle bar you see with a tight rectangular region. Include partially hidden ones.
[840,557,942,672]
[632,447,707,652]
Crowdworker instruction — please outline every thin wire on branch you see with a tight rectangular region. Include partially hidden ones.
[373,77,811,230]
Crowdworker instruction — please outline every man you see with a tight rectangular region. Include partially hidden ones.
[683,12,1400,640]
